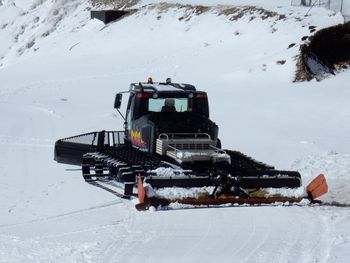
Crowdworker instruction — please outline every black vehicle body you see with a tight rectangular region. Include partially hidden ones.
[121,82,218,154]
[54,80,302,198]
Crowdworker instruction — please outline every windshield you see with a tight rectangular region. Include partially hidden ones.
[148,98,190,112]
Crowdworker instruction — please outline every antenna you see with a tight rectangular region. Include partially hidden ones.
[305,0,319,16]
[139,82,144,92]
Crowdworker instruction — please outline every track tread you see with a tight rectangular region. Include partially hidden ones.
[81,146,302,196]
[225,150,275,170]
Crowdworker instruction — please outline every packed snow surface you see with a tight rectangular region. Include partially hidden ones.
[1,0,350,262]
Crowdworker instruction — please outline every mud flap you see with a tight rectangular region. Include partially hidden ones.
[306,174,328,200]
[135,176,172,210]
[135,176,149,210]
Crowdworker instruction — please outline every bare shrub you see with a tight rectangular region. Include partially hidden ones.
[90,0,139,9]
[218,6,286,21]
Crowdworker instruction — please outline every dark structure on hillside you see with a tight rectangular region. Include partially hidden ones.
[91,10,128,24]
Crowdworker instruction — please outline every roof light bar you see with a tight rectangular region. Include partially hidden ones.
[196,92,207,99]
[136,92,152,98]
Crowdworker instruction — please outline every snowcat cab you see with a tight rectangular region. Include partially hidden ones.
[114,79,229,164]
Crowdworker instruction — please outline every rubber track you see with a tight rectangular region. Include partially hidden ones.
[82,146,172,196]
[82,146,301,196]
[225,150,274,170]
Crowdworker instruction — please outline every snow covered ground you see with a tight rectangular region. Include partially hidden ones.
[1,0,350,262]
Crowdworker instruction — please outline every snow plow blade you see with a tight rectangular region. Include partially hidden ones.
[135,174,328,210]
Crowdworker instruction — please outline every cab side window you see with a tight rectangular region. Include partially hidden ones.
[126,94,135,130]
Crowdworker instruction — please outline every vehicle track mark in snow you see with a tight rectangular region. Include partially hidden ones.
[245,207,304,263]
[35,221,125,239]
[180,208,214,261]
[0,100,62,118]
[235,207,334,263]
[275,209,304,263]
[0,235,98,263]
[0,201,123,229]
[0,135,53,148]
[241,217,272,263]
[274,207,330,263]
[224,211,258,262]
[96,206,139,262]
[92,206,343,263]
[128,210,164,263]
[96,207,305,263]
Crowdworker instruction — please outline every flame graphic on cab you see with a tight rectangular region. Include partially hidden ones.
[130,130,147,150]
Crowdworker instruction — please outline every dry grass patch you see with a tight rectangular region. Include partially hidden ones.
[90,0,139,9]
[218,6,286,21]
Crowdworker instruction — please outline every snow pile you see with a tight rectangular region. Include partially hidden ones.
[146,183,307,201]
[146,185,214,200]
[264,186,306,198]
[0,0,89,66]
[292,152,350,203]
[148,167,308,200]
[148,185,307,200]
[150,167,192,177]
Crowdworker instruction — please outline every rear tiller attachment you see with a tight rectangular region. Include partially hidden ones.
[135,174,329,210]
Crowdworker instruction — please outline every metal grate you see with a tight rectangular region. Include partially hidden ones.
[169,143,211,150]
[61,131,125,147]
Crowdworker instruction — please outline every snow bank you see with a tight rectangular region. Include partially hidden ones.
[292,152,350,203]
[0,0,88,66]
